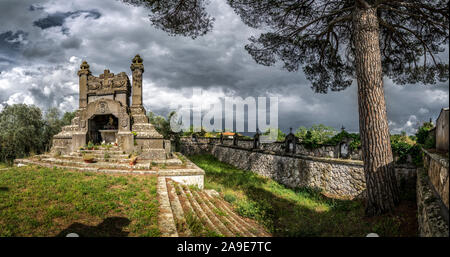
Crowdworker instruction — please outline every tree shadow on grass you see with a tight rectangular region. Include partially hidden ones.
[56,217,131,237]
[239,183,417,237]
[193,154,418,236]
[0,187,8,192]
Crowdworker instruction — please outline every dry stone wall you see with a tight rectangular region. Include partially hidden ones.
[183,137,362,160]
[417,168,449,237]
[180,139,417,199]
[422,149,449,210]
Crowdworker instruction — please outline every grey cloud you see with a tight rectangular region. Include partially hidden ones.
[29,4,44,11]
[22,43,54,58]
[61,37,82,49]
[33,10,101,31]
[0,0,447,136]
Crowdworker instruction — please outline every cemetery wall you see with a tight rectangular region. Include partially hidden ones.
[417,168,449,237]
[422,149,449,210]
[180,139,416,199]
[185,137,363,160]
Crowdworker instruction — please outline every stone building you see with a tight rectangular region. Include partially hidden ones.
[436,108,449,152]
[51,55,168,159]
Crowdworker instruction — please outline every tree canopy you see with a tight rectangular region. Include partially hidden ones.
[0,104,75,162]
[122,0,449,93]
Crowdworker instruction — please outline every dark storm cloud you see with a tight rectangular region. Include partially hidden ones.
[29,4,44,11]
[0,0,447,135]
[0,30,27,70]
[0,30,27,49]
[33,10,101,30]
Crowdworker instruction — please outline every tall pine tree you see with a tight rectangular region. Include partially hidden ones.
[122,0,449,215]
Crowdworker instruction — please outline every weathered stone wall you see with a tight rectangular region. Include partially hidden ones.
[417,168,449,237]
[181,137,362,160]
[210,144,366,198]
[180,140,417,199]
[422,149,449,210]
[436,108,449,152]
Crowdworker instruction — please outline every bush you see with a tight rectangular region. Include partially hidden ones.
[326,130,361,151]
[223,193,237,203]
[263,128,286,141]
[0,104,44,162]
[416,122,434,144]
[295,124,336,149]
[423,134,436,149]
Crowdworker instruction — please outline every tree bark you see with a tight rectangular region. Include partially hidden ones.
[353,6,400,216]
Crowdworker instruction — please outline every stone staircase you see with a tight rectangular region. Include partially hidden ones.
[158,177,271,237]
[13,149,202,177]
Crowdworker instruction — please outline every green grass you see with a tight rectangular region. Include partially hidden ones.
[189,154,418,237]
[0,165,160,237]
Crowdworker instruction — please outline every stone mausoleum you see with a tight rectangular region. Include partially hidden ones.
[51,55,169,159]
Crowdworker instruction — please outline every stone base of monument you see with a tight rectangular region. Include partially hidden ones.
[14,150,204,189]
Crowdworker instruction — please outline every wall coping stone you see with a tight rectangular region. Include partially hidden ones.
[422,148,449,168]
[210,143,364,166]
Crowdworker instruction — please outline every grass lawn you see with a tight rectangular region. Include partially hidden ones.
[189,154,418,237]
[0,165,159,237]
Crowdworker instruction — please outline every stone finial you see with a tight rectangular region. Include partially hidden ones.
[78,60,91,76]
[130,54,144,72]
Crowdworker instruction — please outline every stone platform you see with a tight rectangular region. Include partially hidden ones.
[14,147,204,189]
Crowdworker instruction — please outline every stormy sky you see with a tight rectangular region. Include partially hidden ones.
[0,0,448,135]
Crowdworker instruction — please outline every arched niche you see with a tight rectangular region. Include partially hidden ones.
[80,99,131,133]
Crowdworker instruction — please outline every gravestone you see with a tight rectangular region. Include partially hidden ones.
[284,128,297,154]
[253,129,261,149]
[338,126,352,159]
[233,134,238,146]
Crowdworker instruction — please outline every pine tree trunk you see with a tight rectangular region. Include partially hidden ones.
[352,6,400,216]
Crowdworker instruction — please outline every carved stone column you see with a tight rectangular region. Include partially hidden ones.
[77,61,90,109]
[130,54,144,108]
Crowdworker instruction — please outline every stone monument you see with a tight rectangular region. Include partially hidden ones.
[51,55,168,159]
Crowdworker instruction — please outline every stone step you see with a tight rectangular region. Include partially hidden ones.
[175,182,222,235]
[188,188,234,236]
[157,177,178,237]
[166,179,192,237]
[33,156,189,173]
[53,155,132,163]
[170,181,270,237]
[36,157,149,169]
[14,158,158,175]
[43,154,180,164]
[196,190,252,237]
[76,149,125,154]
[15,157,202,177]
[202,191,270,237]
[70,152,130,158]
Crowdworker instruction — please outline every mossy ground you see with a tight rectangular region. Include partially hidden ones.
[0,164,159,237]
[189,154,418,237]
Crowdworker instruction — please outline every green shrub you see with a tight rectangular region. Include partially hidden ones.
[423,135,436,149]
[296,124,336,149]
[416,122,434,144]
[223,193,237,203]
[235,199,262,220]
[326,130,361,151]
